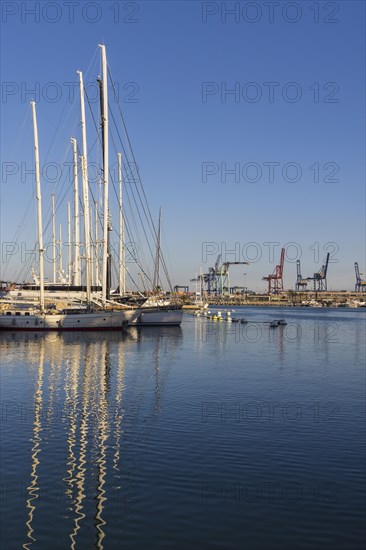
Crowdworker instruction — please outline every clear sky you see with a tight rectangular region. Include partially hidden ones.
[1,0,365,291]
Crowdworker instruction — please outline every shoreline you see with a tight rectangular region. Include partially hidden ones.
[182,291,366,309]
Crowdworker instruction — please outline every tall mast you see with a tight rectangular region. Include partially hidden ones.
[99,44,109,305]
[77,70,91,305]
[51,193,56,283]
[67,201,72,283]
[71,138,80,285]
[80,155,91,304]
[59,223,63,280]
[30,102,45,312]
[90,205,94,287]
[153,207,162,291]
[118,153,125,296]
[95,201,99,287]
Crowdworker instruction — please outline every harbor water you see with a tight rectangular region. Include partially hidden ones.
[1,307,365,549]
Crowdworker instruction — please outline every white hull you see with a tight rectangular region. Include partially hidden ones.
[0,309,138,331]
[132,308,183,326]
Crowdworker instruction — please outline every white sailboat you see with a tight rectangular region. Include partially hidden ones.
[131,208,183,326]
[1,45,182,328]
[0,47,139,330]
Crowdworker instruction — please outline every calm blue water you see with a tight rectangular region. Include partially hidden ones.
[1,307,365,549]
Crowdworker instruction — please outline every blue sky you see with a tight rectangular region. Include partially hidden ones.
[1,0,365,290]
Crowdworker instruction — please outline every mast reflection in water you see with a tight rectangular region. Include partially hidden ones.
[0,327,182,549]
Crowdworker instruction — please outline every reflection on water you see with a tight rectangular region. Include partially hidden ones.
[1,310,365,550]
[0,328,182,549]
[23,341,44,550]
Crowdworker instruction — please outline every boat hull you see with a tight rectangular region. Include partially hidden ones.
[0,309,138,331]
[132,308,183,326]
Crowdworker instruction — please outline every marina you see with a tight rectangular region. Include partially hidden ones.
[1,3,365,549]
[0,44,183,331]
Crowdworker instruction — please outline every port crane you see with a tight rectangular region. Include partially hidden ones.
[354,262,366,292]
[191,254,249,296]
[262,248,285,294]
[306,253,330,291]
[295,260,308,291]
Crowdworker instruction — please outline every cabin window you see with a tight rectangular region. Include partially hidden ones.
[25,312,30,316]
[6,312,11,316]
[15,312,21,316]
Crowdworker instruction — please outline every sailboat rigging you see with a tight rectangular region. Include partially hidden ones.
[0,47,139,330]
[1,44,183,328]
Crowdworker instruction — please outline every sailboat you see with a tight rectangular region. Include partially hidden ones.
[0,46,139,330]
[129,208,183,326]
[2,45,183,328]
